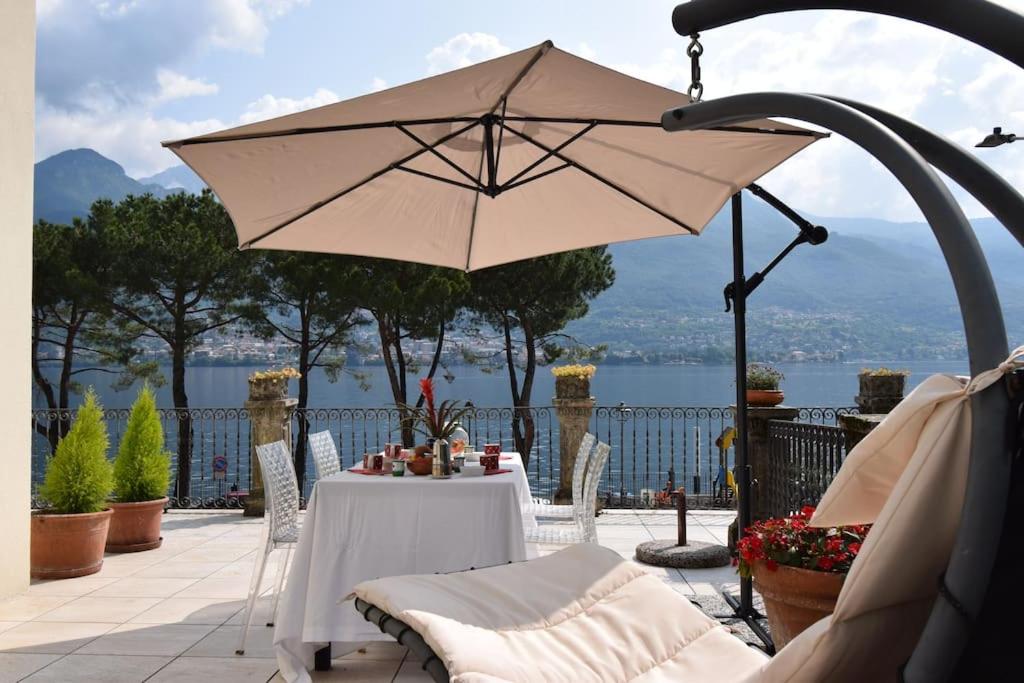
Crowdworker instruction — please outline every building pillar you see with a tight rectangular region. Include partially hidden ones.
[730,404,800,522]
[243,396,298,517]
[0,0,34,600]
[839,414,886,452]
[553,398,595,504]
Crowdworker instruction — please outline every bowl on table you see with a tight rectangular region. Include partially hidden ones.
[406,457,433,476]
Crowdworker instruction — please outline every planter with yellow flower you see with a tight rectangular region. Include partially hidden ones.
[248,367,300,401]
[552,364,596,400]
[551,365,597,503]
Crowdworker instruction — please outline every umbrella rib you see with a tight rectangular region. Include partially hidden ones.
[396,125,485,189]
[503,115,822,137]
[501,162,572,192]
[501,122,598,188]
[498,121,699,235]
[164,117,481,147]
[393,166,481,192]
[241,119,481,249]
[487,40,554,116]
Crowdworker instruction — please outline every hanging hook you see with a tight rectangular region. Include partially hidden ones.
[687,33,704,101]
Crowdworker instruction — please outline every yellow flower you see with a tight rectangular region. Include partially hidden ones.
[550,364,596,380]
[249,367,302,382]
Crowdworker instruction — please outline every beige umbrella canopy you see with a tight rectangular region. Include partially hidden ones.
[164,40,824,271]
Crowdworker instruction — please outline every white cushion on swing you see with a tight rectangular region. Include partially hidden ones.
[355,543,767,682]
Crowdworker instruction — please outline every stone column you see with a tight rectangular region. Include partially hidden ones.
[243,395,298,517]
[839,414,885,452]
[730,404,800,522]
[553,397,596,504]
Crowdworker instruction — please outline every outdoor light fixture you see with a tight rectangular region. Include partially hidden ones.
[975,126,1018,148]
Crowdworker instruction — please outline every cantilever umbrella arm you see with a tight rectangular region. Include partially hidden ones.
[664,91,1014,683]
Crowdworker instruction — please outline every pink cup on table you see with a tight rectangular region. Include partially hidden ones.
[480,454,499,472]
[483,443,500,456]
[371,454,384,471]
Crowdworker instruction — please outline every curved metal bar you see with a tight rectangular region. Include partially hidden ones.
[354,598,449,682]
[671,0,1024,70]
[821,96,1024,249]
[663,92,1013,682]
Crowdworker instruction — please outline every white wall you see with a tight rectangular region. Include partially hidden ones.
[0,0,34,599]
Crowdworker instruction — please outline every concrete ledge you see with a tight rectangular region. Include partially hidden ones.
[635,539,731,568]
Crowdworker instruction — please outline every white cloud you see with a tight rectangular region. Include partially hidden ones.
[370,77,388,92]
[153,69,219,104]
[238,88,341,124]
[425,33,510,74]
[576,42,596,61]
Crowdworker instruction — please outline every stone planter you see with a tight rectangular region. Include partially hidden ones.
[752,562,845,649]
[248,377,289,401]
[555,376,591,400]
[31,508,113,579]
[746,389,784,407]
[106,497,168,552]
[856,373,907,414]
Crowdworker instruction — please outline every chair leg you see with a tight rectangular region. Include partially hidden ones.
[267,545,291,627]
[236,544,272,655]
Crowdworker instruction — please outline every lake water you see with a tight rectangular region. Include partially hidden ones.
[37,360,971,410]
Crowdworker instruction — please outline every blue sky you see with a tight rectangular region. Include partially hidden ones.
[35,0,1024,221]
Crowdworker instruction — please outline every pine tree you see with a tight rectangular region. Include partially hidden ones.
[113,385,172,502]
[40,389,113,514]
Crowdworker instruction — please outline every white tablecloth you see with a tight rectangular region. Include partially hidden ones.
[274,453,533,683]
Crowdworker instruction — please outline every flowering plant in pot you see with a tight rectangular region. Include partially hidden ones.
[248,367,300,400]
[400,378,472,472]
[746,363,785,406]
[107,385,172,552]
[32,389,114,579]
[552,364,596,399]
[736,506,869,648]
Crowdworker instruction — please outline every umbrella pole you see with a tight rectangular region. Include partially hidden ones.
[722,191,774,651]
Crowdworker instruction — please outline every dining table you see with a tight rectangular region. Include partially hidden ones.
[274,451,536,683]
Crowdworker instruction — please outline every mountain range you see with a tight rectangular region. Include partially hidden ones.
[32,149,1021,361]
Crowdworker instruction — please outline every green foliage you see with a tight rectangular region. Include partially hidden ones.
[746,363,784,390]
[858,367,909,377]
[113,385,171,502]
[39,389,113,514]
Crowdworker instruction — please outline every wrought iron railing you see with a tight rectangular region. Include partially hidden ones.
[31,404,855,509]
[764,419,848,518]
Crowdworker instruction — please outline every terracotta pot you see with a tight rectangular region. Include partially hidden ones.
[106,497,168,553]
[31,508,113,579]
[752,562,844,648]
[746,389,784,407]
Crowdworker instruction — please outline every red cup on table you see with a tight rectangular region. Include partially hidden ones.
[372,454,384,471]
[362,453,370,469]
[480,454,499,472]
[483,443,500,456]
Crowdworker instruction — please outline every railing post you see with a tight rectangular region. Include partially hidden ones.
[730,404,800,522]
[243,392,298,518]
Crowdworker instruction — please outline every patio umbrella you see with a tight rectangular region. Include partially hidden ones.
[164,40,823,271]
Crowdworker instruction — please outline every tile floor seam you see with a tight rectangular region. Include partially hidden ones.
[17,651,72,682]
[140,651,178,682]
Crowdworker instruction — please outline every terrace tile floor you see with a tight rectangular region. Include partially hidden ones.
[1,509,740,682]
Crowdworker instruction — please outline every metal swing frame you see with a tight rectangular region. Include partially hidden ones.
[667,1,1024,678]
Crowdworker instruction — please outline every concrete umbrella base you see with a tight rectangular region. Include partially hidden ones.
[635,539,731,569]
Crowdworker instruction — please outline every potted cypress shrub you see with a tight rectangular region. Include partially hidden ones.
[746,363,785,406]
[107,385,172,552]
[736,506,870,648]
[31,389,114,579]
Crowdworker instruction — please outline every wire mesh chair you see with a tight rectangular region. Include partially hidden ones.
[523,432,596,518]
[525,441,611,545]
[236,440,300,656]
[308,430,341,480]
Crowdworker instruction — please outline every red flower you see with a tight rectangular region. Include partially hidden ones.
[848,543,861,555]
[765,559,779,571]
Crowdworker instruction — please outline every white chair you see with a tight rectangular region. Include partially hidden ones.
[236,440,300,655]
[308,430,341,480]
[523,432,596,519]
[525,441,610,545]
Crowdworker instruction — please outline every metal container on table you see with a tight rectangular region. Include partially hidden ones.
[432,438,451,478]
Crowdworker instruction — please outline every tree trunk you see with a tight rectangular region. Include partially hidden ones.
[515,317,537,467]
[294,325,311,492]
[171,341,192,501]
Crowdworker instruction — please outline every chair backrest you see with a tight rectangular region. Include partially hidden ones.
[308,430,341,480]
[255,440,300,543]
[570,432,597,510]
[582,441,611,542]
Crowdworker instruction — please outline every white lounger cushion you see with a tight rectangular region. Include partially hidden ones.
[355,543,766,682]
